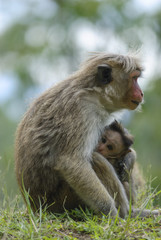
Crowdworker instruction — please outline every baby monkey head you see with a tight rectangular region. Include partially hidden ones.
[97,120,133,159]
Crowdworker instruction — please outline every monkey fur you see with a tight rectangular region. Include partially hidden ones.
[15,53,160,218]
[96,120,136,203]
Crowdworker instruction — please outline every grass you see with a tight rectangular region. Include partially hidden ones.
[0,184,161,240]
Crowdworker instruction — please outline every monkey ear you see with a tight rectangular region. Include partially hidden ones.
[97,64,112,84]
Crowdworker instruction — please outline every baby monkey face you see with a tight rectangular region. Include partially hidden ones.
[97,130,125,158]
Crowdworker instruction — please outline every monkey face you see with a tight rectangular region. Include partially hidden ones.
[97,130,125,159]
[122,70,143,110]
[96,65,143,111]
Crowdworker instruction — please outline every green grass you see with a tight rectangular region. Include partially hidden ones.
[0,185,161,240]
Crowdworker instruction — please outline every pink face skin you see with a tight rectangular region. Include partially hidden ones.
[125,70,144,110]
[97,130,125,158]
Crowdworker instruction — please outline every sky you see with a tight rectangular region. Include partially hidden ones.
[134,0,161,13]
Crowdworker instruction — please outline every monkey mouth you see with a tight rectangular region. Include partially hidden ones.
[131,100,139,105]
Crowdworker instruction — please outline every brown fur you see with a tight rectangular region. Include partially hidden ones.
[15,52,160,218]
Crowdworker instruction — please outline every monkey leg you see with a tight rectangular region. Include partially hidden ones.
[45,180,86,213]
[123,179,136,204]
[55,156,118,217]
[20,168,85,214]
[131,208,161,218]
[92,152,129,218]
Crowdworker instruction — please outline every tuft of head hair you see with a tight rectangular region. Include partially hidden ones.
[80,52,144,74]
[108,120,134,148]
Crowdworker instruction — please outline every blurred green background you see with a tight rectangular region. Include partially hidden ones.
[0,0,161,205]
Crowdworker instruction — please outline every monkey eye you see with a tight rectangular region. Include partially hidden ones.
[132,76,138,81]
[107,144,113,150]
[101,137,106,144]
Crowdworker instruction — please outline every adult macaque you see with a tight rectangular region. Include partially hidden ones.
[96,120,136,203]
[15,53,159,218]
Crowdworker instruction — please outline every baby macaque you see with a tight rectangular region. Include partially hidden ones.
[97,120,136,203]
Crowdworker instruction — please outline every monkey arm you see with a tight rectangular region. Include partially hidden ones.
[92,152,129,218]
[122,181,136,204]
[55,155,118,217]
[119,149,137,202]
[123,148,136,171]
[118,148,136,182]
